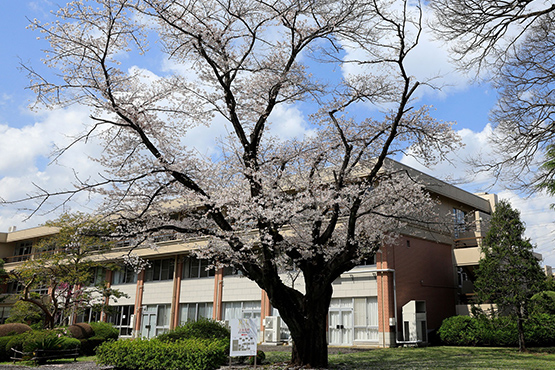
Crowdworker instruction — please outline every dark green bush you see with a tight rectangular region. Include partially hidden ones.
[0,336,13,362]
[439,313,555,347]
[157,319,230,342]
[438,315,479,346]
[78,322,119,356]
[96,337,228,370]
[89,321,119,340]
[6,329,80,354]
[0,323,32,337]
[525,313,555,346]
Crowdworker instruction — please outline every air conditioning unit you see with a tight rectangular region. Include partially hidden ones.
[263,316,281,343]
[402,300,427,344]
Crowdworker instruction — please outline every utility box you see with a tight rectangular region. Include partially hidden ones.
[402,300,427,344]
[263,316,281,343]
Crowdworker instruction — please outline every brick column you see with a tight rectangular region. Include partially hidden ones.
[260,290,272,339]
[100,269,113,322]
[213,268,224,320]
[377,246,396,347]
[170,255,183,329]
[133,270,145,335]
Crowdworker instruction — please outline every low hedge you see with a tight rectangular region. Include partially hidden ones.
[157,319,230,342]
[96,337,228,370]
[438,313,555,347]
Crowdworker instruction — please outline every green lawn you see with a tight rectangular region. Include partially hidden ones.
[3,347,555,369]
[264,347,555,369]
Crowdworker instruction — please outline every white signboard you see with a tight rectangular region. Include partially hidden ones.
[229,318,258,357]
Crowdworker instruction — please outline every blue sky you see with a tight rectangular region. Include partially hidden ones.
[1,1,554,266]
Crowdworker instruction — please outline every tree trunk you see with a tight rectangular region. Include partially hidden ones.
[266,277,333,368]
[289,307,330,368]
[517,309,526,352]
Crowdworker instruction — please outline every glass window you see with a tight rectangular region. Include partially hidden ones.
[0,307,11,324]
[353,297,378,341]
[107,305,135,337]
[113,266,137,285]
[76,307,101,324]
[13,241,33,261]
[182,257,215,279]
[453,208,466,238]
[179,302,213,325]
[144,258,175,282]
[87,267,106,286]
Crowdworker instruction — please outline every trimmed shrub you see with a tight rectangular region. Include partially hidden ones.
[525,313,555,346]
[439,313,555,347]
[77,322,119,356]
[89,321,119,341]
[157,319,230,342]
[0,323,32,337]
[438,315,479,346]
[68,322,94,339]
[96,337,228,370]
[6,329,80,354]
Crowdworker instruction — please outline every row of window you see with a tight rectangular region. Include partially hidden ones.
[88,297,378,344]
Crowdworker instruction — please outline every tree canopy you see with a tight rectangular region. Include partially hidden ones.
[474,200,546,352]
[430,0,555,190]
[15,1,460,365]
[9,212,125,329]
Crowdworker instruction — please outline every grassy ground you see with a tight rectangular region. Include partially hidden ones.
[3,347,555,369]
[262,346,555,369]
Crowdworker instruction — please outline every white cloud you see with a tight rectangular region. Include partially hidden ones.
[497,189,555,266]
[267,104,316,141]
[0,105,106,230]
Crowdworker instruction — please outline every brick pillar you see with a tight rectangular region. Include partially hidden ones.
[170,255,183,329]
[100,270,113,322]
[260,290,272,341]
[133,270,145,336]
[213,268,224,320]
[377,246,396,347]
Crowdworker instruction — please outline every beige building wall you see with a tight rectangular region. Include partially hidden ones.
[109,284,136,306]
[180,279,214,303]
[221,276,261,302]
[142,281,174,305]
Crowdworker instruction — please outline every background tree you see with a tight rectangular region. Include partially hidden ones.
[14,1,460,366]
[430,1,555,191]
[8,212,125,329]
[4,301,44,329]
[474,200,546,352]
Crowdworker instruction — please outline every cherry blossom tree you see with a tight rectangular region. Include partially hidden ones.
[19,0,460,366]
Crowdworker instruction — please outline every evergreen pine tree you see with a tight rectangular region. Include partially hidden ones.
[475,200,546,351]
